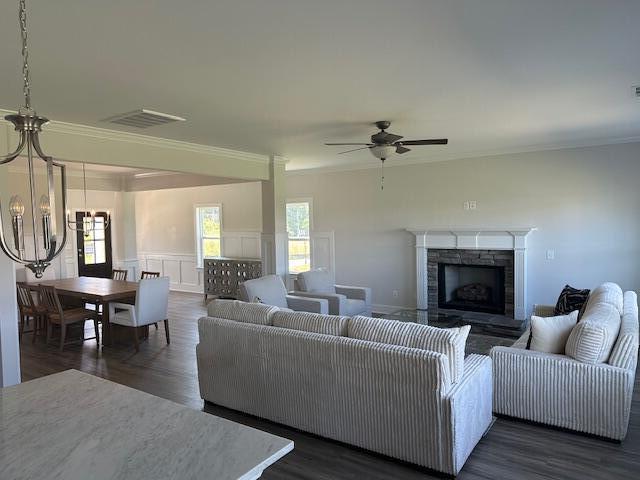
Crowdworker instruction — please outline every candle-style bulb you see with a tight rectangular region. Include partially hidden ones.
[9,195,25,217]
[39,195,51,216]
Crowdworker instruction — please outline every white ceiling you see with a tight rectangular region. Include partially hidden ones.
[1,0,638,171]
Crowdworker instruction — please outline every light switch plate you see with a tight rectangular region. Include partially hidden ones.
[463,201,470,210]
[546,249,555,260]
[469,200,477,210]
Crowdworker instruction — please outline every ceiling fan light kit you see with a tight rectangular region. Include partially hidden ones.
[325,120,448,190]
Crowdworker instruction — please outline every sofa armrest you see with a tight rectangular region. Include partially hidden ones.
[335,285,372,305]
[285,295,329,314]
[533,304,556,317]
[291,291,346,315]
[442,354,493,475]
[490,346,635,439]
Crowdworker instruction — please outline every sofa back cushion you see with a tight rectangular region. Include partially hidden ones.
[207,299,279,326]
[565,302,621,363]
[584,282,624,316]
[298,270,336,294]
[608,291,639,370]
[348,315,470,383]
[272,310,349,336]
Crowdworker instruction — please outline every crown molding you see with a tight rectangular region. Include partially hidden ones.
[0,108,270,166]
[285,135,640,176]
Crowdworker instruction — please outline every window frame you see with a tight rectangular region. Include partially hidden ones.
[285,197,313,274]
[194,203,223,268]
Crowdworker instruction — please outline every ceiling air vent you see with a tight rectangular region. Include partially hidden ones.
[103,109,186,128]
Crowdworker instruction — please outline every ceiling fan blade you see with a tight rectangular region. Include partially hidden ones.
[396,145,411,154]
[338,146,372,154]
[371,132,403,144]
[398,138,448,146]
[325,142,372,146]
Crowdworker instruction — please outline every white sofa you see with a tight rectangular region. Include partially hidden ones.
[197,300,493,475]
[490,283,638,440]
[238,274,329,314]
[293,269,372,316]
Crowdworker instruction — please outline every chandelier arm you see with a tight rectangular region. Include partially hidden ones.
[0,131,27,164]
[25,134,40,264]
[48,163,68,260]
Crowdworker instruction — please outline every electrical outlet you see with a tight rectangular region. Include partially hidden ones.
[546,249,555,260]
[463,201,470,210]
[469,200,477,210]
[392,290,399,298]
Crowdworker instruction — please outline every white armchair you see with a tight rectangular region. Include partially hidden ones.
[238,275,329,314]
[490,289,638,441]
[108,277,170,351]
[294,270,372,317]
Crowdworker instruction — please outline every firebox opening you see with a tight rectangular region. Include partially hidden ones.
[437,263,505,314]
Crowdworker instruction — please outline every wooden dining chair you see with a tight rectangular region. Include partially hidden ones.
[39,284,100,352]
[112,269,128,281]
[108,277,170,352]
[16,283,46,343]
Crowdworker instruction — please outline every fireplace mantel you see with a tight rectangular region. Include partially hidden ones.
[407,227,536,320]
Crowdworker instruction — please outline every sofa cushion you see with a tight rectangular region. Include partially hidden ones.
[298,270,336,294]
[565,302,621,363]
[272,310,349,336]
[554,285,590,317]
[207,299,279,326]
[528,310,579,354]
[584,282,624,316]
[349,315,470,383]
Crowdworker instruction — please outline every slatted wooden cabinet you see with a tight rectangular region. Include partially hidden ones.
[203,257,262,301]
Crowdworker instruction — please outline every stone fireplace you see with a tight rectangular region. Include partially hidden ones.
[407,228,535,320]
[430,249,514,316]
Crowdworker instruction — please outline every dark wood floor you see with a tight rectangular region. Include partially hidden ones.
[19,292,640,480]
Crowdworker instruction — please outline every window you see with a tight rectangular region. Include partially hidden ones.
[286,200,311,273]
[195,205,222,267]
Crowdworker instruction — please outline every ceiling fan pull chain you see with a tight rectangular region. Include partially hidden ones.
[381,159,385,190]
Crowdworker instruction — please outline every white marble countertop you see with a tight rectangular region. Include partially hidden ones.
[0,370,293,480]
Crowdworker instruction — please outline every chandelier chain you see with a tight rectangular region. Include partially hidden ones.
[19,0,31,111]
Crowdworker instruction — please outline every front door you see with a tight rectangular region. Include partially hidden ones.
[76,211,113,278]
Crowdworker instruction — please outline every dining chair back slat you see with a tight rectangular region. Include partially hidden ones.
[38,284,64,318]
[140,271,161,279]
[112,269,128,281]
[16,283,35,312]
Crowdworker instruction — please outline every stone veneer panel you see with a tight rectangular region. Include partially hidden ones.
[427,249,515,318]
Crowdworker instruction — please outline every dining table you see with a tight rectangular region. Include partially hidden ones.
[25,276,142,345]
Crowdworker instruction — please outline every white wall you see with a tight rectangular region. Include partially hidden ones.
[134,182,263,291]
[286,142,640,311]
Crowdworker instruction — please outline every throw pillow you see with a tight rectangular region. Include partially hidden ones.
[554,285,590,316]
[528,310,579,353]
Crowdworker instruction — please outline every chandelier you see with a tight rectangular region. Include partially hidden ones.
[0,0,68,278]
[66,163,111,234]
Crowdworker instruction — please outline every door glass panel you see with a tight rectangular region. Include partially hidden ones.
[84,240,96,264]
[94,217,105,240]
[94,240,106,263]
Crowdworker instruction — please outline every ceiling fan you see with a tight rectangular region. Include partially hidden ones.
[325,121,448,189]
